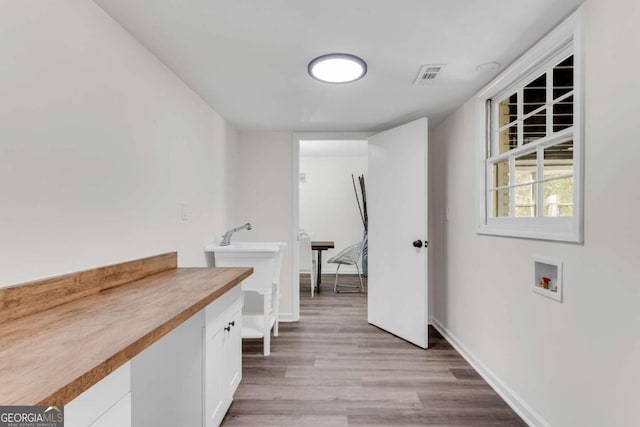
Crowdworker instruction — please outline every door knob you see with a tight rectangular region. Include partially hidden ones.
[413,240,423,248]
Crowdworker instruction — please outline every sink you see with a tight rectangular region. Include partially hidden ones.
[205,242,286,293]
[204,241,286,356]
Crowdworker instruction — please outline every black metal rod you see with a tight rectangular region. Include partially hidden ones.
[352,174,366,229]
[359,175,368,231]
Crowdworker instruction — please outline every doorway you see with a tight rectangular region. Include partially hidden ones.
[291,119,429,349]
[291,133,371,321]
[298,138,369,297]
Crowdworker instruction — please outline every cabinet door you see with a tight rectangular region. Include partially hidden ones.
[204,291,243,427]
[225,305,242,396]
[204,324,226,427]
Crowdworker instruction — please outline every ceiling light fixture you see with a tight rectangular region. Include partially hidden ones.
[308,53,367,84]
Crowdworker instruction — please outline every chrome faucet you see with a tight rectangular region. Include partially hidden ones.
[220,223,252,246]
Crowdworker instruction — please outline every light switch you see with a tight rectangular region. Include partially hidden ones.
[181,202,189,221]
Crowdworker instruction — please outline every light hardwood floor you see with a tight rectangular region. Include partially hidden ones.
[222,275,525,426]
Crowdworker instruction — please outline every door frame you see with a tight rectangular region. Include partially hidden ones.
[290,131,372,321]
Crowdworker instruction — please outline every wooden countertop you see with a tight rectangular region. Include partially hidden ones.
[0,256,252,405]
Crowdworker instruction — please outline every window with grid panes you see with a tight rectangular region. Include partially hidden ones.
[477,11,582,242]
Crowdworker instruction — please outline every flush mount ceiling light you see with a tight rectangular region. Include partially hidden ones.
[308,53,367,84]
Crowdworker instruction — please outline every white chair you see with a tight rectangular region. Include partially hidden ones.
[327,240,365,293]
[298,232,317,297]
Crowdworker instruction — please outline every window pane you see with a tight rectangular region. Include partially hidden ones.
[553,55,574,100]
[524,74,546,115]
[492,159,510,188]
[523,109,546,144]
[515,151,537,184]
[553,95,573,132]
[515,184,537,217]
[498,93,518,128]
[544,177,573,217]
[544,139,573,217]
[498,125,518,153]
[492,188,510,217]
[544,139,574,178]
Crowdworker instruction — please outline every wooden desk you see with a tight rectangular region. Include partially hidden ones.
[311,241,334,293]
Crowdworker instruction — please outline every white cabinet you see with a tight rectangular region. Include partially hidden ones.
[66,363,131,427]
[66,284,244,427]
[205,287,243,427]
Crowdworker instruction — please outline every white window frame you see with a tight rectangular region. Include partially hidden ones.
[476,9,584,243]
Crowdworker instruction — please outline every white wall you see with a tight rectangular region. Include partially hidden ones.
[229,131,295,318]
[0,0,236,287]
[429,1,640,425]
[300,155,367,273]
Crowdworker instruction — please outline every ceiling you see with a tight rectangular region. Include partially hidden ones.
[94,0,584,132]
[300,140,368,157]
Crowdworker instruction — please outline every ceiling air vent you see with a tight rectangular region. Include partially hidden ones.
[414,64,446,86]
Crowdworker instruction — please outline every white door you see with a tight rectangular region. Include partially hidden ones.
[368,117,428,348]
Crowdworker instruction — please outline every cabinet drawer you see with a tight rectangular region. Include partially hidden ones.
[205,285,243,333]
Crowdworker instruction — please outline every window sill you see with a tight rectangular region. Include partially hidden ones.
[477,217,582,243]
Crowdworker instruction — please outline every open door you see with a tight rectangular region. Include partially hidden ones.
[367,117,428,348]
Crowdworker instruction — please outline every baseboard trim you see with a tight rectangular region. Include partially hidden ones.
[431,318,549,427]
